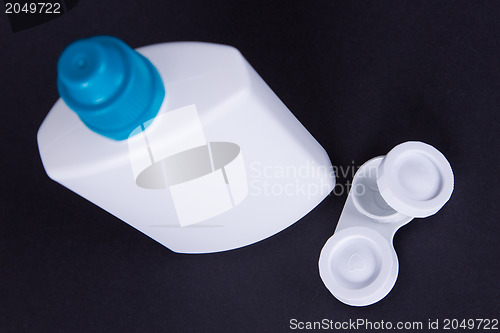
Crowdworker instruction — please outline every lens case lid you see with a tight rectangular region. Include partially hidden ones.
[377,141,454,218]
[319,227,398,306]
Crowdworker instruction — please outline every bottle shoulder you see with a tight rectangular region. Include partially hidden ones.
[38,42,256,181]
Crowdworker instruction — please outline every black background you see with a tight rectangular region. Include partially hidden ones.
[1,1,499,332]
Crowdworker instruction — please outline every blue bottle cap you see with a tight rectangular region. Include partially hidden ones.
[57,36,165,140]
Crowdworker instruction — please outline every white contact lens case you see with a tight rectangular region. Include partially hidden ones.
[319,141,454,306]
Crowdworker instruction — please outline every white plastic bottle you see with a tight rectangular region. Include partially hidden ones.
[37,36,335,253]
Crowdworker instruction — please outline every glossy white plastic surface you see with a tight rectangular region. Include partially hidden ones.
[319,142,453,306]
[38,42,335,254]
[377,142,454,218]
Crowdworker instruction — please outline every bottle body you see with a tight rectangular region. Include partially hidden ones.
[38,42,335,253]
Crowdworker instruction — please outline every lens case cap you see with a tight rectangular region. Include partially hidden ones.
[377,142,454,218]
